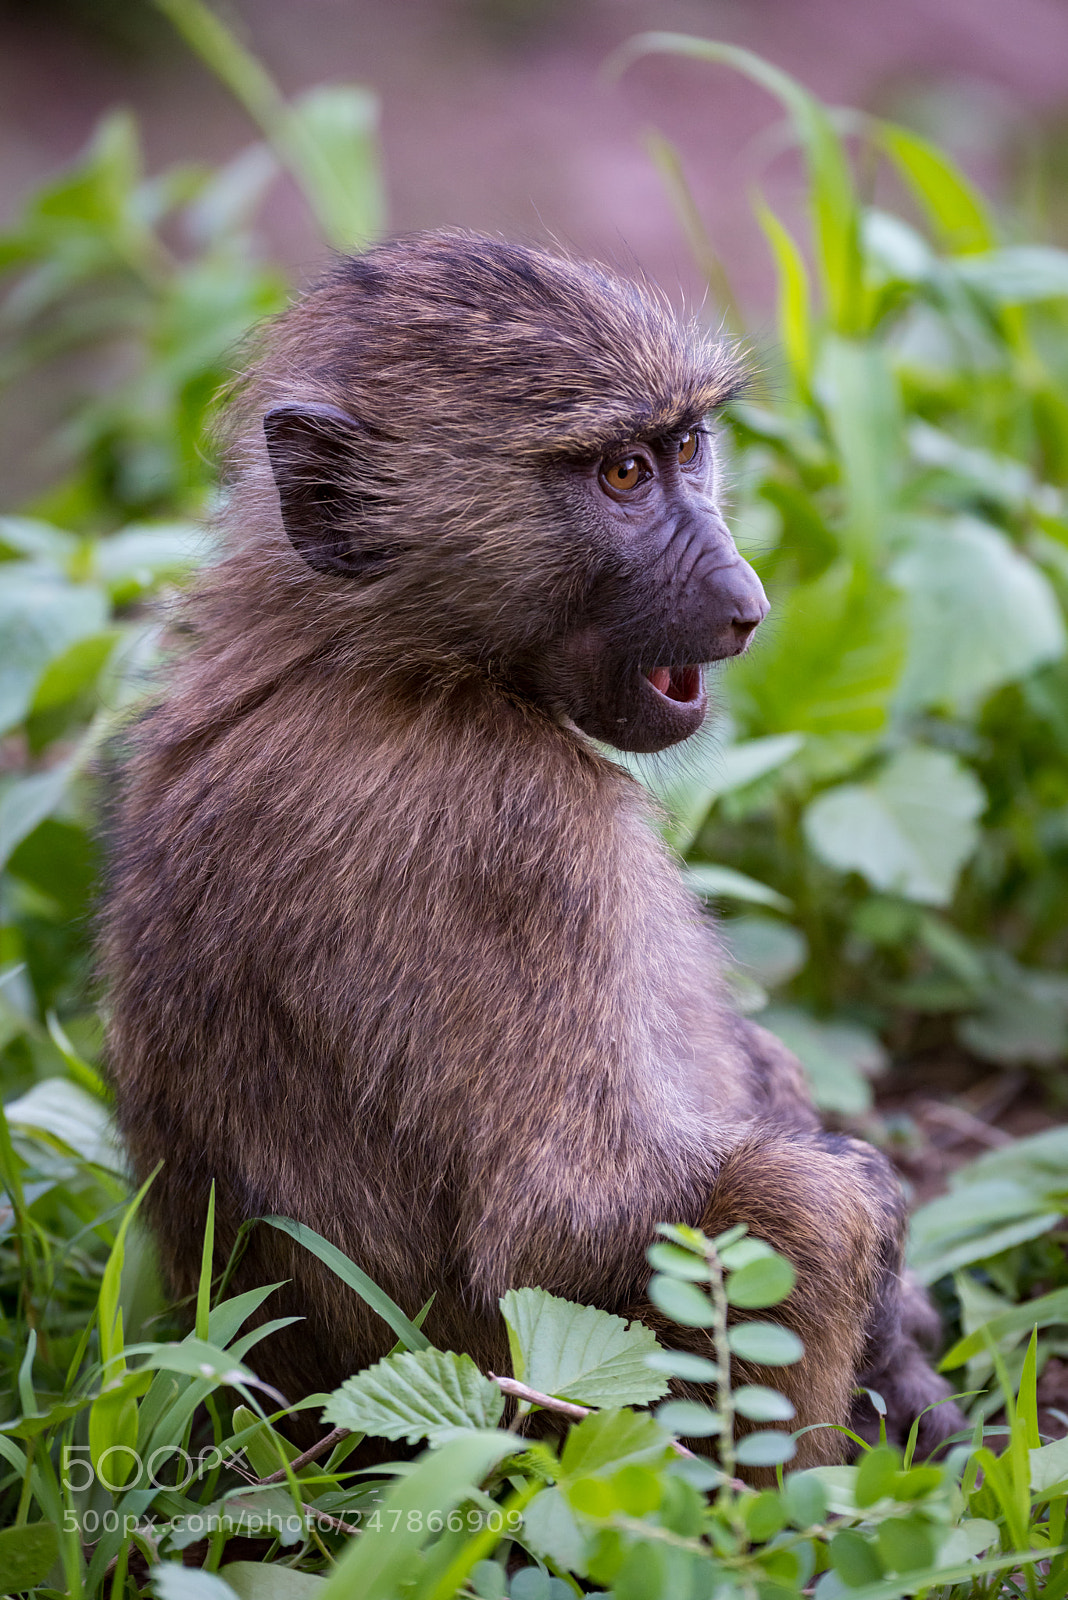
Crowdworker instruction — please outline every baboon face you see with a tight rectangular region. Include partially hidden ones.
[533,422,768,753]
[260,235,768,754]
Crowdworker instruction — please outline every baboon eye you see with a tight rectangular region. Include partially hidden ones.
[678,429,699,465]
[600,456,649,494]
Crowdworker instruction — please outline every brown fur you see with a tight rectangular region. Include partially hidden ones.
[101,231,961,1468]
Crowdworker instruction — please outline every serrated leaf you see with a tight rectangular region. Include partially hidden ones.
[727,1322,804,1366]
[558,1407,668,1481]
[804,746,985,906]
[323,1348,503,1444]
[500,1287,668,1407]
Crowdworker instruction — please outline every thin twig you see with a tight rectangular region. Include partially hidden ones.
[923,1101,1012,1149]
[255,1425,352,1484]
[490,1373,699,1459]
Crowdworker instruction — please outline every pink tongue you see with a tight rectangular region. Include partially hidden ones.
[649,667,672,695]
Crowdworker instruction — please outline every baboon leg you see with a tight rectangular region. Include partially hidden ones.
[636,1131,962,1470]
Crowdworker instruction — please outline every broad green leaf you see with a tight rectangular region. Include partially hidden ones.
[521,1486,588,1576]
[893,516,1065,712]
[829,1528,884,1587]
[5,1076,121,1170]
[728,560,906,739]
[876,1514,936,1574]
[558,1407,668,1481]
[855,1444,901,1508]
[92,521,207,602]
[804,746,985,905]
[152,1568,240,1600]
[0,1521,60,1594]
[265,1216,429,1351]
[647,1275,715,1328]
[0,763,76,868]
[783,1470,828,1528]
[0,566,108,734]
[733,1384,796,1422]
[726,1255,796,1309]
[637,728,803,853]
[818,338,902,553]
[646,1241,709,1281]
[655,1399,721,1436]
[878,124,994,254]
[683,864,791,912]
[727,1322,804,1366]
[1029,1434,1068,1497]
[735,1430,797,1467]
[721,916,807,989]
[913,1211,1060,1286]
[955,245,1068,304]
[323,1348,503,1444]
[940,1287,1068,1369]
[958,968,1068,1066]
[221,1561,324,1600]
[760,1006,886,1115]
[500,1287,668,1407]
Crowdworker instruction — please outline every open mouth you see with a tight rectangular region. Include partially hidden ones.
[644,664,704,704]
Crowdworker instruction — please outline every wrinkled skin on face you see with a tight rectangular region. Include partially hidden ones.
[535,426,768,753]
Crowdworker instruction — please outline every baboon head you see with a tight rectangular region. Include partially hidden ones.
[256,232,768,753]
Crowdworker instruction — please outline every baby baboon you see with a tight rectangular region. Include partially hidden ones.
[102,232,959,1463]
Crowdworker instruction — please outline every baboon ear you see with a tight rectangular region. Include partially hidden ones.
[263,402,387,578]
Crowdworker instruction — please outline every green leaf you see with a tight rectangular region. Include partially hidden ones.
[5,1077,120,1169]
[500,1287,669,1407]
[612,36,861,331]
[323,1348,503,1445]
[221,1561,325,1599]
[1029,1434,1068,1497]
[558,1407,668,1481]
[727,1322,804,1366]
[647,1275,715,1329]
[876,1514,936,1574]
[152,1567,240,1600]
[0,1521,60,1593]
[733,1384,796,1422]
[682,863,791,912]
[756,199,811,387]
[646,1242,709,1281]
[955,245,1068,304]
[782,1470,828,1528]
[283,86,384,251]
[878,123,994,254]
[521,1487,588,1576]
[760,1007,886,1115]
[655,1400,722,1437]
[0,566,108,735]
[0,763,76,868]
[893,517,1065,713]
[940,1287,1068,1369]
[644,1349,719,1382]
[721,916,807,989]
[818,338,902,553]
[726,1255,796,1309]
[804,746,985,906]
[829,1528,884,1587]
[855,1444,901,1508]
[728,560,906,739]
[264,1216,429,1351]
[734,1430,797,1467]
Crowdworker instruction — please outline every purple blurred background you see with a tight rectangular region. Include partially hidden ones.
[2,0,1067,498]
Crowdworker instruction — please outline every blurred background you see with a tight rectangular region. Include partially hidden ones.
[3,0,1068,502]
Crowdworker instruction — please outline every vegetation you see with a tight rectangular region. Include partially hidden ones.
[1,4,1067,1595]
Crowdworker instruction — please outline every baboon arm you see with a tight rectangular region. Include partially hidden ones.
[630,1131,964,1472]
